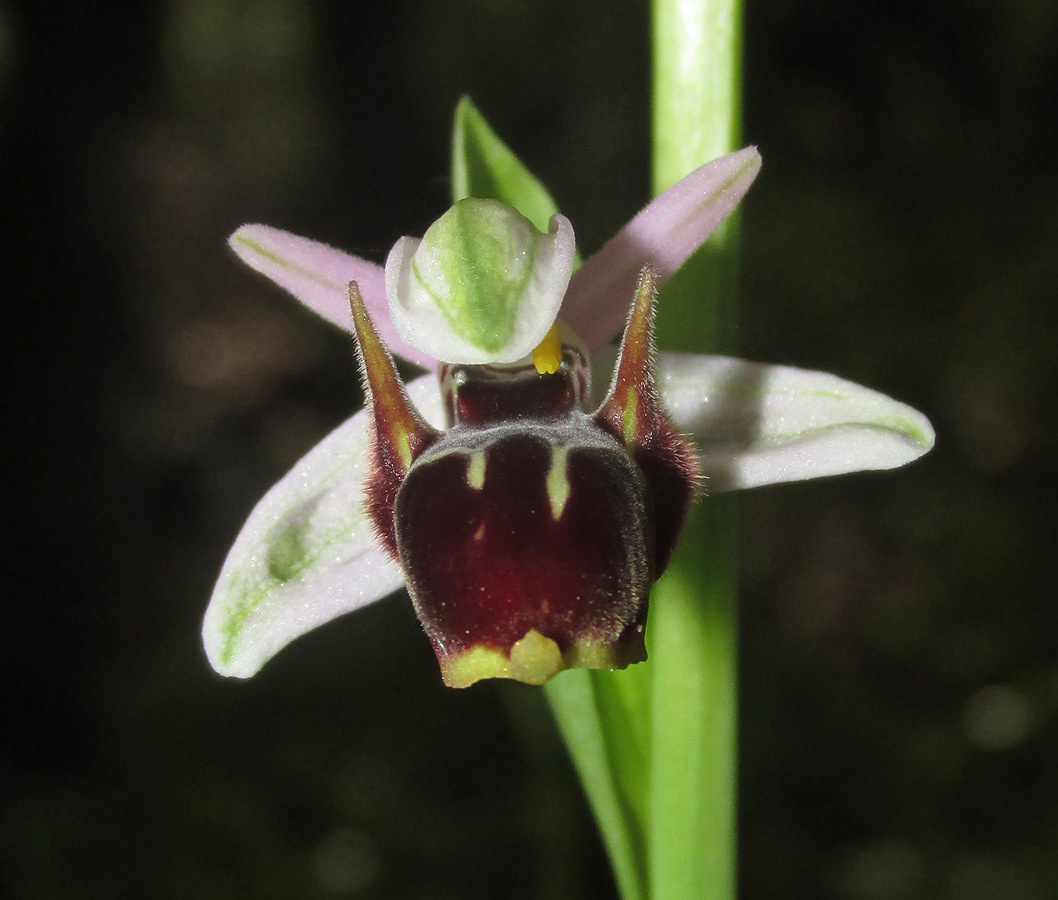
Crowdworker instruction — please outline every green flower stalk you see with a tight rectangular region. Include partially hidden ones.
[648,1,744,898]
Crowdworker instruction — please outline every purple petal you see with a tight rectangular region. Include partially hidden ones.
[229,224,436,368]
[562,147,762,352]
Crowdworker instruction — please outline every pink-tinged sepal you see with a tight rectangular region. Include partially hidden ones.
[594,267,698,574]
[349,283,441,559]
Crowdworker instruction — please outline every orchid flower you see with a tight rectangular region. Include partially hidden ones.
[203,144,933,689]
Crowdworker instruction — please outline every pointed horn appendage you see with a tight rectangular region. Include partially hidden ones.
[349,281,440,558]
[594,267,698,574]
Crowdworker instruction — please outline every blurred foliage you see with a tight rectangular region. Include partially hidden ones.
[3,0,1056,898]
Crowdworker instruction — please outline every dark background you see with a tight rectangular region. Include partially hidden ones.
[4,1,1056,898]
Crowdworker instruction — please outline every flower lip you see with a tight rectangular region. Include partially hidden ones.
[394,421,654,688]
[383,266,697,688]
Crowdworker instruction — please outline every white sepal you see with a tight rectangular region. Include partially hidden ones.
[203,374,445,678]
[656,352,935,491]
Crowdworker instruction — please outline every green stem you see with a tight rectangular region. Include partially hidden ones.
[649,2,743,900]
[652,0,742,193]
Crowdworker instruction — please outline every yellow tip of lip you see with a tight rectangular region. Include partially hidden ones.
[532,323,562,375]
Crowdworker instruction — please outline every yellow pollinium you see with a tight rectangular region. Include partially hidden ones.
[532,323,562,375]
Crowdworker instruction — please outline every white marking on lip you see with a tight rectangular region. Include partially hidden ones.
[466,450,486,490]
[546,446,571,520]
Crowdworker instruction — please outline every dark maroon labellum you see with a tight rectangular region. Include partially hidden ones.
[349,268,697,687]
